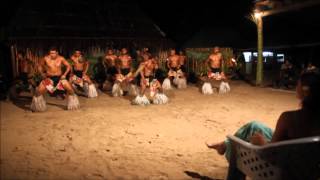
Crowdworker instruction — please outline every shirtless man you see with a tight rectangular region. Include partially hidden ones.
[117,48,133,81]
[30,47,80,112]
[167,49,182,78]
[17,51,35,89]
[139,54,161,96]
[10,52,36,98]
[135,52,150,74]
[69,50,97,98]
[305,62,319,73]
[111,48,135,96]
[132,54,168,105]
[206,46,226,80]
[104,49,118,82]
[141,47,151,59]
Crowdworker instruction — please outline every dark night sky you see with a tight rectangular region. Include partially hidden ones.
[137,0,254,42]
[2,0,254,37]
[1,0,320,47]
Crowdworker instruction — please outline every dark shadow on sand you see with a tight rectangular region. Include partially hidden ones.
[11,95,32,111]
[184,171,222,180]
[46,102,67,110]
[11,93,66,111]
[197,78,220,94]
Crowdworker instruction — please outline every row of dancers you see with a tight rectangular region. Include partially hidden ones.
[15,46,230,112]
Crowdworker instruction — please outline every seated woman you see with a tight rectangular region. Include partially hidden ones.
[206,72,320,161]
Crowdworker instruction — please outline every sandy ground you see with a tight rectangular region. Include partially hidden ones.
[0,81,298,180]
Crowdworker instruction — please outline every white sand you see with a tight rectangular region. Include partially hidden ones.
[0,81,298,180]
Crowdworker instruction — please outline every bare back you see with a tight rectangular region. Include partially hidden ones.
[272,110,320,142]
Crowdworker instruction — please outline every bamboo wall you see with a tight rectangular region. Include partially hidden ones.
[9,38,234,78]
[185,47,234,76]
[9,38,173,77]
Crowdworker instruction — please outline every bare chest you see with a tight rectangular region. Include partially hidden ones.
[169,56,179,63]
[120,56,130,63]
[210,55,221,63]
[46,59,62,68]
[107,55,117,61]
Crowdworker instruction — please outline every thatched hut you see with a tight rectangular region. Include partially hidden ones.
[3,0,174,79]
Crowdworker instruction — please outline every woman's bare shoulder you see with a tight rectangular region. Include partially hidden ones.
[280,109,301,116]
[278,110,301,124]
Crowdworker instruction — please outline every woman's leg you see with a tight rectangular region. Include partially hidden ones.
[207,121,273,161]
[225,121,273,161]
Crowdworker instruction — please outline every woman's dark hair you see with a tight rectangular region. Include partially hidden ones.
[300,72,320,111]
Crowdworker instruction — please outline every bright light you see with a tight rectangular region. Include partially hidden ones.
[243,52,252,62]
[277,54,285,62]
[254,11,262,19]
[253,51,273,57]
[263,52,273,56]
[231,58,236,63]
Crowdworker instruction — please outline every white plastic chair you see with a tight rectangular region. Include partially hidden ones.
[226,135,320,180]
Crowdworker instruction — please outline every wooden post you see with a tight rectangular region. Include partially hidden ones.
[256,15,264,86]
[10,45,18,78]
